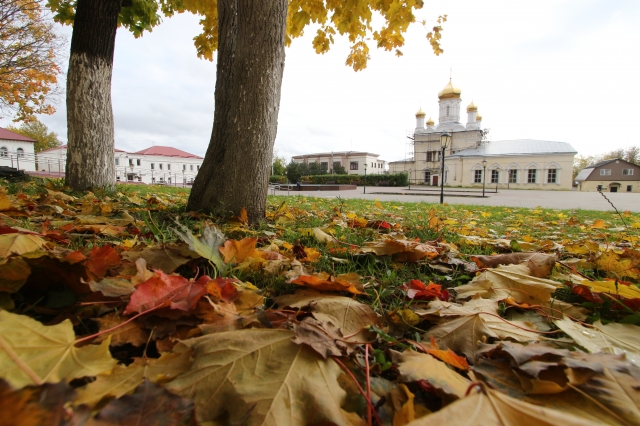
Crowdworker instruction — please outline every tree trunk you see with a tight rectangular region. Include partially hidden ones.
[186,0,287,223]
[65,0,121,191]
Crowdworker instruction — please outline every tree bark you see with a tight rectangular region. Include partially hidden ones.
[65,0,121,190]
[186,0,287,223]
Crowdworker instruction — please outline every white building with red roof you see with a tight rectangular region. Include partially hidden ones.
[35,144,204,185]
[0,127,36,171]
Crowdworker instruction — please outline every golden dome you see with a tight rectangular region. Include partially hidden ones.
[476,113,483,121]
[466,101,478,112]
[415,107,426,117]
[426,117,435,126]
[438,79,462,100]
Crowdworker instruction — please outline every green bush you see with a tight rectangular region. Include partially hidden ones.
[269,175,287,184]
[298,173,407,186]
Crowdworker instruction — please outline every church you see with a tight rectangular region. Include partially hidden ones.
[388,80,577,190]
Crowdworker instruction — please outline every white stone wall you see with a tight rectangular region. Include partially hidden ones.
[114,152,203,185]
[36,146,67,173]
[445,154,575,190]
[293,153,386,175]
[0,140,36,171]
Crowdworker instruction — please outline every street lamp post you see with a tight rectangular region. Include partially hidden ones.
[439,133,451,204]
[363,163,367,194]
[482,159,487,197]
[408,168,412,190]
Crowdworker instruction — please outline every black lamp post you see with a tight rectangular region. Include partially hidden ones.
[439,132,451,204]
[363,162,367,194]
[408,168,412,190]
[482,159,487,197]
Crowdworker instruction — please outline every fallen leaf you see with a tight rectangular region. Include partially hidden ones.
[219,237,259,263]
[172,221,225,273]
[0,257,30,293]
[391,349,471,399]
[406,383,603,426]
[123,272,208,315]
[290,272,364,294]
[0,233,46,258]
[74,349,193,407]
[121,244,198,274]
[93,313,150,347]
[454,263,563,304]
[165,329,347,425]
[86,380,195,426]
[0,311,116,388]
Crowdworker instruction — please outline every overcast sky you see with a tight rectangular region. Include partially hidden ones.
[3,0,640,163]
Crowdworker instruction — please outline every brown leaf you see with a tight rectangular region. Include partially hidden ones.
[291,318,350,359]
[0,380,75,426]
[93,313,150,347]
[87,380,195,426]
[165,329,347,425]
[290,272,364,294]
[391,349,471,399]
[0,257,30,293]
[276,289,380,342]
[121,244,199,274]
[406,383,603,426]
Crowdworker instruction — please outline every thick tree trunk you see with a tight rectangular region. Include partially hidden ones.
[186,0,287,223]
[65,0,121,190]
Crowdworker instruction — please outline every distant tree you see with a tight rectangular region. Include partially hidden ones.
[272,150,286,175]
[0,0,64,122]
[332,162,346,174]
[285,160,302,183]
[308,161,324,175]
[6,119,61,152]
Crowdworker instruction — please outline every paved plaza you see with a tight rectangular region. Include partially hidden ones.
[271,186,640,212]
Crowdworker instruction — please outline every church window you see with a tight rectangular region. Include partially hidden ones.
[446,106,450,116]
[151,163,155,170]
[547,168,557,183]
[424,170,431,183]
[183,164,186,171]
[167,164,171,170]
[600,169,611,176]
[426,151,438,162]
[622,169,634,176]
[159,164,163,170]
[491,169,499,183]
[350,161,358,170]
[129,158,133,166]
[16,148,24,157]
[474,170,482,183]
[527,169,537,183]
[509,169,517,183]
[190,165,194,171]
[115,158,119,165]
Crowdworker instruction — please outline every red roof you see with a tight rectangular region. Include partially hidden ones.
[131,146,203,159]
[0,127,36,142]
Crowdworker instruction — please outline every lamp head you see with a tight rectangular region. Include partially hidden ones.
[482,159,487,167]
[440,132,451,148]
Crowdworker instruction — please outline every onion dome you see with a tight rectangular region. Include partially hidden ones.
[466,101,478,112]
[476,113,483,121]
[415,107,426,117]
[426,117,435,126]
[438,79,462,100]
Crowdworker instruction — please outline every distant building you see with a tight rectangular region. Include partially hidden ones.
[389,79,577,190]
[36,145,204,185]
[0,127,36,172]
[575,158,640,192]
[292,151,386,175]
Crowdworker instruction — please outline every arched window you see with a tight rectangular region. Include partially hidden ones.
[0,147,7,157]
[446,106,450,116]
[16,148,24,157]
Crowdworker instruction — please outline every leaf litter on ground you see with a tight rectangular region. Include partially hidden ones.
[0,180,639,424]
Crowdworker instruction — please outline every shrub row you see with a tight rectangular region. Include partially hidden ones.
[299,173,408,186]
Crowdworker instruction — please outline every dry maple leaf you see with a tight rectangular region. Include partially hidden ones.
[165,329,347,425]
[0,311,116,388]
[391,349,471,399]
[74,348,193,407]
[290,272,364,294]
[84,380,195,426]
[123,272,209,315]
[406,383,603,426]
[172,220,225,273]
[0,233,46,258]
[219,237,259,263]
[455,263,563,305]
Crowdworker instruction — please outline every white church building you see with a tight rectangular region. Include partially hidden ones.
[389,80,577,190]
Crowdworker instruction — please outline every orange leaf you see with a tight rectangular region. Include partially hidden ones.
[302,247,321,262]
[591,219,606,229]
[239,207,248,225]
[426,348,470,370]
[84,245,121,278]
[219,238,258,263]
[291,272,364,294]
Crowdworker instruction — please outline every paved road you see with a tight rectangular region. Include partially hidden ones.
[271,186,640,212]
